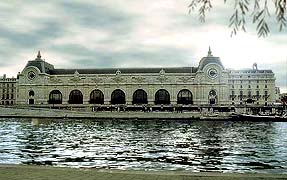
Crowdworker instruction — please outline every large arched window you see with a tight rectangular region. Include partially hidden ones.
[69,90,83,104]
[155,89,170,105]
[133,89,147,104]
[90,89,104,104]
[177,89,193,105]
[111,89,125,104]
[49,90,62,104]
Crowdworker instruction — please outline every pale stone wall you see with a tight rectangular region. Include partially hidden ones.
[16,54,276,106]
[228,70,276,105]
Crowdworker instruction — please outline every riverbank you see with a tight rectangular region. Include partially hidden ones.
[0,106,231,120]
[1,106,286,121]
[0,165,286,180]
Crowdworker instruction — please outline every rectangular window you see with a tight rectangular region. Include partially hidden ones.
[256,91,259,96]
[232,91,234,96]
[248,91,251,98]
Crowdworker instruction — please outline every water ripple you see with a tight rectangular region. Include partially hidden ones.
[0,119,287,174]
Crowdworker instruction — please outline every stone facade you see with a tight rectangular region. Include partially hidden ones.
[0,74,16,105]
[16,49,276,106]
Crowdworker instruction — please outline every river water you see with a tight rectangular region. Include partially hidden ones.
[0,118,287,174]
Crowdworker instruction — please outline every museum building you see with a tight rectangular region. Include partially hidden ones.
[16,48,276,108]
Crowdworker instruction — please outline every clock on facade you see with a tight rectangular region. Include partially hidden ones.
[207,68,218,79]
[27,71,36,80]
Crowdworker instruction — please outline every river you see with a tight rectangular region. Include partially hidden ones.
[0,118,287,174]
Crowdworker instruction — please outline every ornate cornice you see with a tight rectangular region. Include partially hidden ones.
[91,76,103,84]
[48,77,62,83]
[178,76,192,83]
[131,76,146,83]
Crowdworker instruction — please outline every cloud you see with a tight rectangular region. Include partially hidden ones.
[0,0,286,92]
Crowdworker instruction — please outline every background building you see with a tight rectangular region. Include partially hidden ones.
[16,49,276,108]
[0,74,16,105]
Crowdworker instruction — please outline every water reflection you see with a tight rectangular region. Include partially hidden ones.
[0,118,287,174]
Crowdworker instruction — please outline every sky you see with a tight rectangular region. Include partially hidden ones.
[0,0,286,92]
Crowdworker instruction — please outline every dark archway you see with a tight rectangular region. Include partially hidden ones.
[28,90,35,105]
[69,90,83,104]
[133,89,148,104]
[111,89,125,104]
[246,98,255,104]
[177,89,193,105]
[209,99,216,105]
[155,89,170,105]
[90,89,104,104]
[209,90,217,105]
[49,90,62,104]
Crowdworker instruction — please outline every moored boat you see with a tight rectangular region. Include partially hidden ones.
[232,114,287,121]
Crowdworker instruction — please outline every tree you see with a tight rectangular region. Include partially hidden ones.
[188,0,286,37]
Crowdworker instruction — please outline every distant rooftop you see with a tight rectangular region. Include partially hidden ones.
[49,67,198,75]
[24,50,274,75]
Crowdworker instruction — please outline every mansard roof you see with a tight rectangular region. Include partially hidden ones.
[25,60,54,73]
[230,69,273,73]
[198,56,224,70]
[25,52,55,74]
[48,67,198,75]
[197,48,224,70]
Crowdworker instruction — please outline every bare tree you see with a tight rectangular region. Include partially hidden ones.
[188,0,286,37]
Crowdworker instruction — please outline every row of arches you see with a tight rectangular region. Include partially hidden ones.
[48,89,194,105]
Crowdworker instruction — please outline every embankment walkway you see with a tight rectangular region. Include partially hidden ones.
[0,106,229,120]
[0,165,286,180]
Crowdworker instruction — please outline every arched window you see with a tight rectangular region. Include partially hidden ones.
[177,89,193,105]
[133,89,147,104]
[155,89,170,105]
[90,90,104,104]
[209,90,216,96]
[29,90,35,97]
[209,90,217,105]
[28,90,35,105]
[111,89,125,104]
[69,90,83,104]
[49,90,62,104]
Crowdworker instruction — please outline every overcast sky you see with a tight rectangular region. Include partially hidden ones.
[0,0,286,92]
